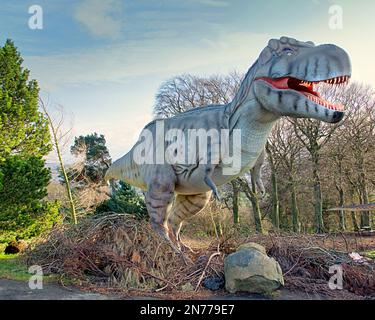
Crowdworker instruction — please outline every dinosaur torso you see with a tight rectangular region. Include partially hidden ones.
[107,102,273,194]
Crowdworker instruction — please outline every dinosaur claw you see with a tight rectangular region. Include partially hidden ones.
[204,175,220,201]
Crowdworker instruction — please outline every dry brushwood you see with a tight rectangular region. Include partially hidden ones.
[25,214,223,294]
[25,217,374,299]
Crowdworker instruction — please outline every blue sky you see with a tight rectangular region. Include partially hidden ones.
[1,0,374,161]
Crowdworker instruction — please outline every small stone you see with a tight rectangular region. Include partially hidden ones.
[181,282,194,292]
[203,275,224,291]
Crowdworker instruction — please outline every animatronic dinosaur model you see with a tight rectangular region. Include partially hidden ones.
[106,37,351,252]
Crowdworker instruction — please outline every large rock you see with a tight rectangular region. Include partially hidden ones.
[224,242,284,294]
[237,242,267,255]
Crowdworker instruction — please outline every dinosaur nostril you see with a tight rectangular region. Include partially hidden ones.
[332,111,344,123]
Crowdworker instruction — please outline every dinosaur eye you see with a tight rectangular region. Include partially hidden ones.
[282,48,294,56]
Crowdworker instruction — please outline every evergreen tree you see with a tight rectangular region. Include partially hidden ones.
[0,39,51,160]
[96,181,147,219]
[70,133,111,184]
[0,40,56,242]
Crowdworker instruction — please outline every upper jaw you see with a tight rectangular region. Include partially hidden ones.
[256,74,351,113]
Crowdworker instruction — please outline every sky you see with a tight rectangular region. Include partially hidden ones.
[0,0,374,162]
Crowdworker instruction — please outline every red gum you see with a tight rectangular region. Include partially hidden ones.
[257,77,346,112]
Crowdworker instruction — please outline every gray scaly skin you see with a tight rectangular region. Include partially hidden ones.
[106,37,351,252]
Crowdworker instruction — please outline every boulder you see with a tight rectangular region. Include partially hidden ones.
[237,242,267,255]
[224,243,284,294]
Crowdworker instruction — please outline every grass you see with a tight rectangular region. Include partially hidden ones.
[0,253,59,283]
[363,250,375,259]
[0,253,31,281]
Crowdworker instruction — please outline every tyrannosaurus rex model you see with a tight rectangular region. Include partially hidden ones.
[106,37,351,252]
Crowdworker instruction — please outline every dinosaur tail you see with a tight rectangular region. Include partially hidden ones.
[105,150,142,187]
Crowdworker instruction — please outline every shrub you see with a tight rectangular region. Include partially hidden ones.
[0,156,61,243]
[96,181,147,219]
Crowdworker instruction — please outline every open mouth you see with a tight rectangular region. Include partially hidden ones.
[258,76,350,111]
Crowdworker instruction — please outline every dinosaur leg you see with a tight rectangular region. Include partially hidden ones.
[145,166,178,252]
[251,148,266,197]
[168,191,212,252]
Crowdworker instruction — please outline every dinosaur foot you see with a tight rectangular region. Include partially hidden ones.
[153,224,192,265]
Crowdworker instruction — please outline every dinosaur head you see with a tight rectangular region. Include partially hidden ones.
[253,37,351,123]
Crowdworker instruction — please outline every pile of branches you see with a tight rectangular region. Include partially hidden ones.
[25,214,223,297]
[25,216,374,299]
[264,234,375,299]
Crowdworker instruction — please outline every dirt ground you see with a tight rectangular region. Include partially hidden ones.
[0,278,332,300]
[0,279,116,300]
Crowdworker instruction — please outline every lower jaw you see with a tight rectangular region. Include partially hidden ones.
[303,93,344,112]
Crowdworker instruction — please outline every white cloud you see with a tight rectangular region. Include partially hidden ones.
[74,0,123,38]
[26,31,271,160]
[24,32,271,89]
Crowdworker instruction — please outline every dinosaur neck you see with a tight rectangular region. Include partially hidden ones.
[227,64,280,172]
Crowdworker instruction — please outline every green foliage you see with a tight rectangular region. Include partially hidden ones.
[0,40,58,243]
[0,253,59,282]
[0,200,60,244]
[0,156,50,209]
[0,39,51,161]
[69,132,111,184]
[0,156,60,243]
[96,181,147,219]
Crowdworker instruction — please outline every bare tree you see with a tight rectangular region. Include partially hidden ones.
[153,72,242,118]
[338,83,375,229]
[40,99,77,225]
[238,175,264,234]
[268,120,304,232]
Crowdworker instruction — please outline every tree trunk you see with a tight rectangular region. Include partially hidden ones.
[290,181,300,233]
[312,156,324,233]
[265,144,280,229]
[231,181,239,225]
[249,196,263,234]
[271,171,280,230]
[360,185,371,230]
[338,187,346,231]
[240,176,264,234]
[42,104,77,225]
[349,188,359,232]
[250,173,263,234]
